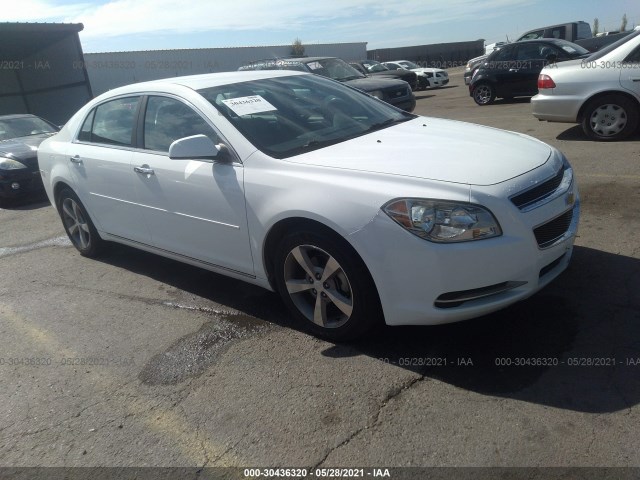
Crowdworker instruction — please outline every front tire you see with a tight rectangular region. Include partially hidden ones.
[274,229,382,341]
[582,94,639,141]
[57,188,105,257]
[473,83,495,105]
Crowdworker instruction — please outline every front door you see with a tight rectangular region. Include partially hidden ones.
[130,95,254,276]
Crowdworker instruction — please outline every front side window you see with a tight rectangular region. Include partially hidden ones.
[90,97,139,146]
[198,74,413,159]
[143,96,218,153]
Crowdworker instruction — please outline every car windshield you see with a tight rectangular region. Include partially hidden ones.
[304,58,365,81]
[0,116,56,141]
[399,61,420,69]
[363,61,389,73]
[198,74,414,159]
[586,30,640,61]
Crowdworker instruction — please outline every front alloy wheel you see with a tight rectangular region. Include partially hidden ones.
[275,230,381,341]
[284,245,353,329]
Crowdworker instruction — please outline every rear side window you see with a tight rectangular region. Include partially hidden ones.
[143,96,218,153]
[90,97,139,146]
[516,43,544,60]
[519,30,544,41]
[78,109,95,142]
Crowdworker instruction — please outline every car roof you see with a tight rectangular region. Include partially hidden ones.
[94,70,309,98]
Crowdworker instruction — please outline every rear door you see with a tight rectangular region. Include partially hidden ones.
[68,96,152,244]
[508,43,547,96]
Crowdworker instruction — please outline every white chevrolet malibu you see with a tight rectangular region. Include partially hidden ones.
[38,70,579,340]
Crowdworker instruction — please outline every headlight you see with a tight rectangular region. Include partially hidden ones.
[369,90,384,100]
[0,158,28,170]
[383,199,502,243]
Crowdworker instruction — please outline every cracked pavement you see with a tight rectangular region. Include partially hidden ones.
[1,69,639,469]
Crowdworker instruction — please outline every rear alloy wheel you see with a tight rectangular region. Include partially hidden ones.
[473,83,495,105]
[582,95,639,141]
[275,230,381,341]
[58,188,104,257]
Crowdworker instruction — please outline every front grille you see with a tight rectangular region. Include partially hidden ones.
[511,166,565,210]
[534,209,573,248]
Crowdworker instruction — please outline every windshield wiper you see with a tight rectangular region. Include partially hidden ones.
[365,117,410,133]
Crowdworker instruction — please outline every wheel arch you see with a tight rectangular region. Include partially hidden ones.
[53,181,75,211]
[261,216,376,295]
[577,90,640,123]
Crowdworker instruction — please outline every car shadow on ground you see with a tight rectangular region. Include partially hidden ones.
[413,94,436,100]
[492,97,531,105]
[0,195,50,211]
[95,244,639,414]
[557,124,640,142]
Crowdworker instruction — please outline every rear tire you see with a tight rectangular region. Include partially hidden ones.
[473,83,496,105]
[581,94,639,141]
[274,229,382,341]
[57,188,105,257]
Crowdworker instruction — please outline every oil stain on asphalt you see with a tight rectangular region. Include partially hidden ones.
[138,312,268,385]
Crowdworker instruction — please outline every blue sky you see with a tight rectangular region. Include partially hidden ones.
[4,0,640,52]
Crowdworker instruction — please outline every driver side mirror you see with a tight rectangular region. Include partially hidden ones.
[168,134,231,162]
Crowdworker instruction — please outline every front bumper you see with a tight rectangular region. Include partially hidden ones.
[0,170,44,198]
[348,174,580,326]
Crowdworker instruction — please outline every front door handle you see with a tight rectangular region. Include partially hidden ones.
[70,155,82,164]
[508,68,519,72]
[134,165,155,176]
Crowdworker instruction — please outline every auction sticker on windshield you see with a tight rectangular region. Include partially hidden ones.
[221,95,277,116]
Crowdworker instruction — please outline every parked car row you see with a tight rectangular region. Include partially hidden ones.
[468,39,590,105]
[532,29,640,141]
[239,57,416,112]
[348,60,418,91]
[383,60,449,89]
[467,29,640,141]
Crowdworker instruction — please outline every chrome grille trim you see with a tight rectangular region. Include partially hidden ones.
[511,164,573,212]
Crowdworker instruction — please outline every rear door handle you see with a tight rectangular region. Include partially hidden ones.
[69,155,82,164]
[134,165,155,176]
[509,68,519,72]
[631,77,640,82]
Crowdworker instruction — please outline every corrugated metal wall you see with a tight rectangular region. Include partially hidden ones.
[0,23,93,124]
[368,40,485,68]
[85,43,367,96]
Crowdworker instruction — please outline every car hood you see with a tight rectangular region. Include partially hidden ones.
[343,76,408,91]
[288,117,552,186]
[0,133,54,169]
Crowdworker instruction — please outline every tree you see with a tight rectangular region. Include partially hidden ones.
[593,18,599,35]
[621,13,628,32]
[291,38,305,57]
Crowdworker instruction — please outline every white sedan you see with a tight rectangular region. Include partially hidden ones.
[532,30,640,141]
[38,70,579,340]
[383,60,449,88]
